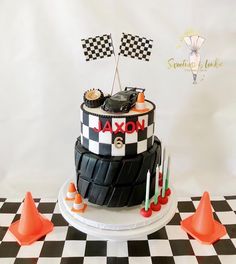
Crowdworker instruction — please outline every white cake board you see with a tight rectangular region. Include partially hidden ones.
[58,180,177,241]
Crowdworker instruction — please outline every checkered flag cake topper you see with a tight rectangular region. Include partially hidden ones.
[81,34,114,61]
[119,33,153,61]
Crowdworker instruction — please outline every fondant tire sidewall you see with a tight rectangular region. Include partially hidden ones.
[83,89,105,108]
[75,136,161,207]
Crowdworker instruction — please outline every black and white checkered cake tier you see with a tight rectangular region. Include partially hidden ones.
[80,101,156,156]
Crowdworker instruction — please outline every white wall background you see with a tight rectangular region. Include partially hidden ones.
[0,0,235,198]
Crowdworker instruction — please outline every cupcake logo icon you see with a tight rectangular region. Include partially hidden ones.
[167,29,223,84]
[184,35,205,84]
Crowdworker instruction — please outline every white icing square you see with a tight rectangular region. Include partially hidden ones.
[147,124,154,138]
[111,143,125,156]
[82,124,89,139]
[99,131,112,144]
[80,109,83,123]
[89,140,99,154]
[126,131,137,144]
[112,118,126,132]
[89,115,99,129]
[137,139,147,154]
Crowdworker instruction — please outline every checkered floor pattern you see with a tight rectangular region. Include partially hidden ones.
[0,196,236,264]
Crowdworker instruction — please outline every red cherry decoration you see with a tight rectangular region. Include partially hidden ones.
[150,202,161,211]
[158,195,168,205]
[140,207,152,217]
[165,188,171,196]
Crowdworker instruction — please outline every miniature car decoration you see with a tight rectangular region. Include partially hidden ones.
[84,89,106,108]
[101,87,145,113]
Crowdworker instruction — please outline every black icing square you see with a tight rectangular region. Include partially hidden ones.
[89,127,99,142]
[112,132,126,144]
[83,137,89,149]
[147,136,153,149]
[82,111,89,126]
[126,115,138,123]
[125,143,138,156]
[148,110,154,125]
[138,127,147,141]
[100,116,112,128]
[99,143,111,156]
[81,122,83,133]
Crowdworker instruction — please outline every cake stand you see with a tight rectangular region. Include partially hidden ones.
[58,180,177,241]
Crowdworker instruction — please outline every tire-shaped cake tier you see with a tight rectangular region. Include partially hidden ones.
[75,136,161,207]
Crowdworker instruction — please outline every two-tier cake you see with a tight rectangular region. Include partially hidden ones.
[58,88,177,240]
[75,90,161,207]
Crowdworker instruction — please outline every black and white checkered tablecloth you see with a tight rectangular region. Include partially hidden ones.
[0,196,236,264]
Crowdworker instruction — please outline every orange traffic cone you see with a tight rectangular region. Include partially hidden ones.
[65,182,77,201]
[71,193,87,213]
[132,92,149,113]
[181,192,226,244]
[9,192,53,245]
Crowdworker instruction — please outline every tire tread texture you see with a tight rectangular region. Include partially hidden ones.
[83,89,104,108]
[75,136,161,207]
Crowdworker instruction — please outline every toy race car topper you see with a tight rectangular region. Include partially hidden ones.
[101,87,145,113]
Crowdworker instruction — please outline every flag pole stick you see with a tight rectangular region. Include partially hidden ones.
[116,60,122,91]
[110,34,122,94]
[111,55,121,95]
